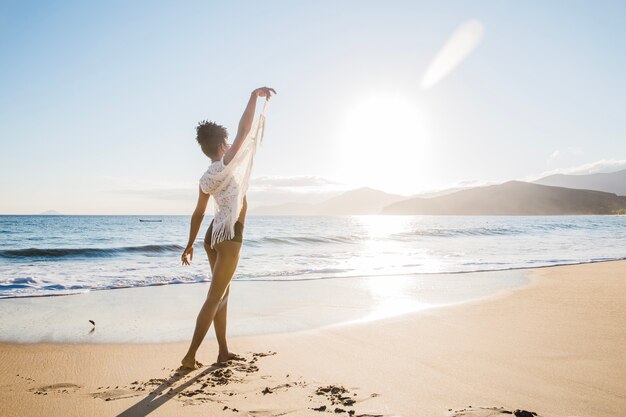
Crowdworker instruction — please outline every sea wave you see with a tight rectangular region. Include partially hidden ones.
[1,256,625,299]
[0,244,184,259]
[246,235,355,246]
[391,221,613,238]
[392,227,524,238]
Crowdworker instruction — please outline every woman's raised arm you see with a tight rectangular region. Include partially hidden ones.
[223,86,276,166]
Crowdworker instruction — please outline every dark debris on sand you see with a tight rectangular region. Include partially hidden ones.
[315,385,357,407]
[310,384,381,416]
[513,410,538,417]
[223,405,240,412]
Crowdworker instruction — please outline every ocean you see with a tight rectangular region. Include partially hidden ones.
[0,215,625,299]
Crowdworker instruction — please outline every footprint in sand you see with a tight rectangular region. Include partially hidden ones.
[91,388,143,402]
[449,407,539,417]
[31,382,82,395]
[92,351,388,416]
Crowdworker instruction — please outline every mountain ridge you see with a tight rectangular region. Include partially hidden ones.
[382,180,626,215]
[533,169,626,196]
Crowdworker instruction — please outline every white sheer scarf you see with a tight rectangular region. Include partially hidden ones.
[199,101,267,248]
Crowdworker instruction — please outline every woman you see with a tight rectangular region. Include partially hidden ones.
[180,86,276,369]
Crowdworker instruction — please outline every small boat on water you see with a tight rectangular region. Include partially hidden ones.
[139,219,162,222]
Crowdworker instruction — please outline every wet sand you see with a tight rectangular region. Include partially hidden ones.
[0,269,527,343]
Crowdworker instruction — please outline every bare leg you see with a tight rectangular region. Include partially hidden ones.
[214,286,233,361]
[206,245,235,363]
[181,241,241,369]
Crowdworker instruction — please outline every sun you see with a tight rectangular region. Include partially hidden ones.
[337,93,430,194]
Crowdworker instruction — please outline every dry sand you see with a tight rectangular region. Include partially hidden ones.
[1,260,625,417]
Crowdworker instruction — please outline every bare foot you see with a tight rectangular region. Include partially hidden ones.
[180,356,203,370]
[216,351,242,364]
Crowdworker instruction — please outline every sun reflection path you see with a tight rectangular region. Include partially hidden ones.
[339,216,445,323]
[357,275,436,323]
[348,216,446,275]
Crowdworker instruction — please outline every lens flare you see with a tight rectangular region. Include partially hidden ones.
[421,20,484,89]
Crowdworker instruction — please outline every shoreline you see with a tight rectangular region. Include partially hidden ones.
[1,257,625,344]
[0,268,529,344]
[2,256,624,301]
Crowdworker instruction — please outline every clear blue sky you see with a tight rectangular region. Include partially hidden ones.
[1,1,625,214]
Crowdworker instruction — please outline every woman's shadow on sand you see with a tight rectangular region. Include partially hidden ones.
[116,363,223,417]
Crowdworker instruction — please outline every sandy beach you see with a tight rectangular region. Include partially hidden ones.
[1,260,624,417]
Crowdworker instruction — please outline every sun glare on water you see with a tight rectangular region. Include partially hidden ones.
[338,93,430,194]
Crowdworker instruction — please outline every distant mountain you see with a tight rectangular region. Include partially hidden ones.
[39,210,62,215]
[411,185,479,199]
[316,187,407,214]
[251,187,406,215]
[533,169,626,196]
[382,181,626,215]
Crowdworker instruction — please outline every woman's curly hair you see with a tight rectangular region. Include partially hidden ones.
[196,120,228,157]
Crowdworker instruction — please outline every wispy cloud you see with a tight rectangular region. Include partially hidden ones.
[546,147,583,165]
[528,158,626,181]
[547,150,561,165]
[251,175,340,189]
[421,20,485,89]
[100,175,349,206]
[247,175,349,207]
[110,188,196,200]
[101,176,195,201]
[249,175,347,194]
[453,179,497,188]
[99,176,190,190]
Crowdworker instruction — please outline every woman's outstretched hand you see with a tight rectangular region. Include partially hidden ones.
[252,87,276,100]
[181,246,193,266]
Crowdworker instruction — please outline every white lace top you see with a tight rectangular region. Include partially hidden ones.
[199,101,267,248]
